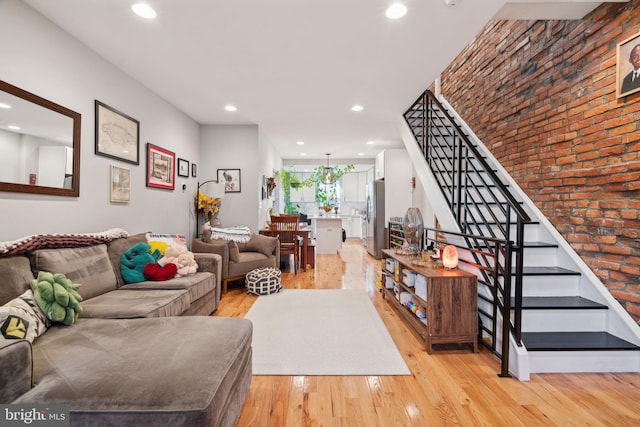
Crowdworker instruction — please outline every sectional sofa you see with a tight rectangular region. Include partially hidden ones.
[0,230,252,426]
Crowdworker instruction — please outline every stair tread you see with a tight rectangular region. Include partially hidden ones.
[522,266,580,276]
[513,296,608,310]
[522,331,639,351]
[522,241,558,248]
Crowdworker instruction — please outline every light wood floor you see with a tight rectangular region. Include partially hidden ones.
[215,240,640,426]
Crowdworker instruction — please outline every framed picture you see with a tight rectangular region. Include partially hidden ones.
[109,165,131,203]
[191,163,197,178]
[616,31,640,98]
[177,158,189,177]
[146,143,175,190]
[217,168,241,193]
[95,100,140,164]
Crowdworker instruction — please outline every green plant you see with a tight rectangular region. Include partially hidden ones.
[274,169,304,214]
[275,163,355,213]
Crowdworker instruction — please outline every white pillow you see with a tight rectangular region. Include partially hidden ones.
[0,290,50,343]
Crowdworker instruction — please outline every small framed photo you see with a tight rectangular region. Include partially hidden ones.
[616,31,640,98]
[95,100,140,164]
[109,165,130,203]
[146,143,175,190]
[177,158,189,177]
[217,168,241,193]
[191,163,197,178]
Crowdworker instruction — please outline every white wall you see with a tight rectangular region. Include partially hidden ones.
[0,1,201,241]
[200,125,261,232]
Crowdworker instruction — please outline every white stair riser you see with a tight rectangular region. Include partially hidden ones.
[528,350,640,374]
[515,275,580,297]
[519,310,607,332]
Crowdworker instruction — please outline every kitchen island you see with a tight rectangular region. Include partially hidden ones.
[310,216,343,254]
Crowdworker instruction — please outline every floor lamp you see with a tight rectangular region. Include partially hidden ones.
[195,180,225,237]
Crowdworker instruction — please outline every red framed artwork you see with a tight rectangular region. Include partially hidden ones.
[146,143,175,190]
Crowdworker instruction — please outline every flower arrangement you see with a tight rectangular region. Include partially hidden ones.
[196,190,221,223]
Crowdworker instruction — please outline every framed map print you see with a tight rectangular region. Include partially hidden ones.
[95,100,140,164]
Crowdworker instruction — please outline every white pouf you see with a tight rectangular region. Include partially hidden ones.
[246,267,282,295]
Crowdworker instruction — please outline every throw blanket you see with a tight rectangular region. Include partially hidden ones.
[0,228,130,256]
[209,226,251,243]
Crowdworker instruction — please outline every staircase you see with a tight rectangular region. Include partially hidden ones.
[400,89,640,380]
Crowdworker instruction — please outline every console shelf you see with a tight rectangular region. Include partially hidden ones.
[381,249,478,353]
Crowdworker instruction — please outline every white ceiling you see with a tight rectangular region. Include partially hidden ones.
[23,0,609,162]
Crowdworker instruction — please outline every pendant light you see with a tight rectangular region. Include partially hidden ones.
[322,153,335,184]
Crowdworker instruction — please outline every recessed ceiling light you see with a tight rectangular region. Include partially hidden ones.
[297,141,305,145]
[224,105,237,112]
[358,152,365,156]
[132,3,157,19]
[8,125,20,130]
[300,152,307,156]
[0,102,11,109]
[386,3,407,19]
[351,105,364,112]
[366,140,375,145]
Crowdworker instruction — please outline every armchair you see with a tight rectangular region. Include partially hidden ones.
[192,230,279,294]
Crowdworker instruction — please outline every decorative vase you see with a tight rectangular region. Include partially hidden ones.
[402,208,424,254]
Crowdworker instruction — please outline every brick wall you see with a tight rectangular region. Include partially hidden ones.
[439,1,640,321]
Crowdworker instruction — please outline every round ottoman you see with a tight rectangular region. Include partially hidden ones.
[246,267,282,295]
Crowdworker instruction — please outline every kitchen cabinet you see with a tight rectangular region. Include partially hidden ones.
[313,217,342,254]
[343,172,367,202]
[381,249,478,353]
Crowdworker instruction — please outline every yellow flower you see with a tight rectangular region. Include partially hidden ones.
[196,191,221,219]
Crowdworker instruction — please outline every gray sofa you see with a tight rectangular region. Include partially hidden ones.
[0,232,252,426]
[192,231,279,293]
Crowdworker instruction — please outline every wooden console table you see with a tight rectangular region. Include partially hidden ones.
[381,249,478,353]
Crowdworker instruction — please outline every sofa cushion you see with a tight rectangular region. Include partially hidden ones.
[228,252,276,278]
[105,233,148,287]
[80,289,190,319]
[31,245,117,301]
[120,271,214,303]
[15,317,252,427]
[0,256,33,305]
[244,233,278,257]
[0,336,33,404]
[228,240,240,262]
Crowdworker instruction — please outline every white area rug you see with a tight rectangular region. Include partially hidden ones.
[244,289,410,375]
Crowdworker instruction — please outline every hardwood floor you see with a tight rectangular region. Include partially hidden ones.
[215,240,640,426]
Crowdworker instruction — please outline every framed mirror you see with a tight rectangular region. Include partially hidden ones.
[0,80,81,197]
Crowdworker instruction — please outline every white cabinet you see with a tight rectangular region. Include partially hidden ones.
[313,218,342,254]
[343,172,366,202]
[350,216,362,239]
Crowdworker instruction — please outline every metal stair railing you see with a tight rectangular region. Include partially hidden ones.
[404,89,531,377]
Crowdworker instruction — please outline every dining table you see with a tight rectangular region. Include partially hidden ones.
[260,225,312,272]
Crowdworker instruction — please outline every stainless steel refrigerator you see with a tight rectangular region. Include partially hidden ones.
[366,179,385,259]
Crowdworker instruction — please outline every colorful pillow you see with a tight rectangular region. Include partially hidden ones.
[0,290,49,342]
[145,233,188,256]
[143,263,178,281]
[32,271,83,326]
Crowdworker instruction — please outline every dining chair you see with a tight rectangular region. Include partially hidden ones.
[270,214,300,274]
